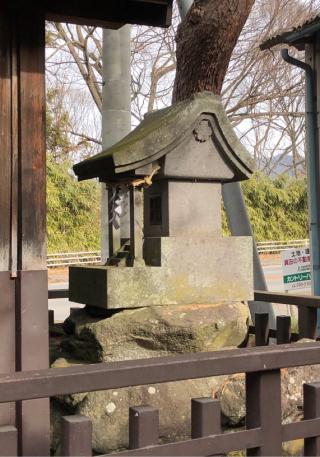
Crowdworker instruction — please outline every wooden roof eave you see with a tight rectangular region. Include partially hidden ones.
[260,18,320,51]
[23,0,173,29]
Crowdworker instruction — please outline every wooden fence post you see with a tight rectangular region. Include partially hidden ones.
[191,397,221,439]
[61,415,92,456]
[246,370,282,456]
[298,308,317,339]
[0,426,18,456]
[304,382,320,455]
[129,406,159,450]
[276,315,291,344]
[48,310,54,326]
[255,313,269,346]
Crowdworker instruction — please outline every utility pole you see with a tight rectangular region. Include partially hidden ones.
[176,0,193,17]
[101,26,131,262]
[176,0,277,327]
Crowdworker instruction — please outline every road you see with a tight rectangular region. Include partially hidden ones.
[49,282,84,322]
[48,259,310,322]
[263,263,283,292]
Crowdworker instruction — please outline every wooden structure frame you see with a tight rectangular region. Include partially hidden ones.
[0,2,172,455]
[0,333,320,456]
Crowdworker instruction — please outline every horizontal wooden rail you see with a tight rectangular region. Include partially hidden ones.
[112,418,320,456]
[0,343,320,403]
[49,289,320,306]
[254,290,320,308]
[282,418,320,441]
[116,428,262,456]
[48,289,68,299]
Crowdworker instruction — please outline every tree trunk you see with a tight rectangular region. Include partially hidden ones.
[173,0,255,102]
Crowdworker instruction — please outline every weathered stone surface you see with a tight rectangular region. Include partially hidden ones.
[60,302,249,362]
[69,236,253,309]
[70,94,254,311]
[50,359,227,454]
[50,303,249,454]
[218,374,246,426]
[58,377,225,454]
[73,92,252,180]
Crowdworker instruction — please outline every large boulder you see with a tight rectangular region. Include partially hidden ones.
[51,302,249,453]
[60,302,249,362]
[51,359,226,454]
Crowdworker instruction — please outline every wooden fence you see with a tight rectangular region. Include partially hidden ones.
[1,342,320,456]
[9,290,317,455]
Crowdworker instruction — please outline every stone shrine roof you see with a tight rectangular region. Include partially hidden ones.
[74,92,253,182]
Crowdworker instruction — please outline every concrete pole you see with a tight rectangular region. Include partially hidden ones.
[222,183,281,328]
[176,0,277,327]
[101,26,131,262]
[176,0,193,18]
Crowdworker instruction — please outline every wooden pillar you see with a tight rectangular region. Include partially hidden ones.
[246,370,282,456]
[0,11,17,429]
[0,5,49,455]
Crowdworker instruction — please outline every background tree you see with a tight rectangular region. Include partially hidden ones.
[46,0,320,174]
[44,0,320,252]
[46,91,100,252]
[173,0,255,101]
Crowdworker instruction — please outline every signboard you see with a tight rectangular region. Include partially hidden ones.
[281,247,311,291]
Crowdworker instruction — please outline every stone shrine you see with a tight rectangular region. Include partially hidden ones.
[69,92,254,309]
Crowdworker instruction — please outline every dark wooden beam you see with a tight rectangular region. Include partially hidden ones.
[10,0,173,28]
[0,14,16,429]
[0,343,319,403]
[15,8,49,455]
[0,6,50,455]
[254,290,320,308]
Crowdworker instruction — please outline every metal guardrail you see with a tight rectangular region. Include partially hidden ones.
[47,251,101,268]
[47,240,310,267]
[256,239,309,254]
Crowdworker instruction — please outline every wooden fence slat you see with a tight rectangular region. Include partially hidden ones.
[48,289,68,299]
[61,415,92,457]
[276,315,291,344]
[129,406,159,450]
[304,382,320,456]
[191,397,221,439]
[48,310,54,326]
[255,313,269,346]
[246,369,282,456]
[299,307,317,340]
[0,426,17,456]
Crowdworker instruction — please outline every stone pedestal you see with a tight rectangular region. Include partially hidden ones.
[70,236,253,308]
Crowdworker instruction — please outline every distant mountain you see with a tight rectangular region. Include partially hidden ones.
[265,154,305,177]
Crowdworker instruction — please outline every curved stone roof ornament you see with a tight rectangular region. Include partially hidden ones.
[73,92,253,183]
